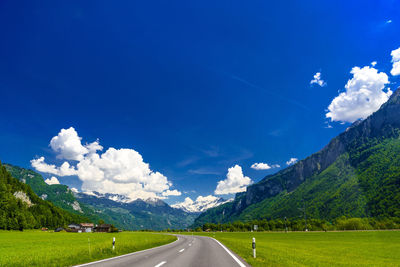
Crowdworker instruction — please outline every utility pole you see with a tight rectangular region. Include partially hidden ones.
[284,217,288,233]
[304,200,308,231]
[298,199,308,231]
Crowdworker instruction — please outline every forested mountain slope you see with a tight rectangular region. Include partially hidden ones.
[194,89,400,226]
[0,161,88,230]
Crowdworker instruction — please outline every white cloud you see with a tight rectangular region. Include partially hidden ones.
[214,165,252,195]
[286,158,298,166]
[390,47,400,76]
[32,128,181,201]
[310,72,326,87]
[161,189,182,197]
[70,187,79,193]
[50,127,89,161]
[86,140,103,154]
[371,61,377,67]
[386,19,392,24]
[251,162,280,170]
[44,176,60,185]
[326,66,391,123]
[31,157,78,176]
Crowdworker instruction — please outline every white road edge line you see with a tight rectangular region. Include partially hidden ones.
[73,237,180,267]
[179,248,185,253]
[210,237,247,267]
[154,261,166,267]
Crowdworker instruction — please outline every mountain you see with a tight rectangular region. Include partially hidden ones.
[4,164,104,222]
[194,88,400,226]
[75,192,198,230]
[80,191,132,203]
[0,161,88,230]
[171,195,233,213]
[4,164,198,230]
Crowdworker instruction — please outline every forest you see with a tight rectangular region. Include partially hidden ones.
[0,161,89,230]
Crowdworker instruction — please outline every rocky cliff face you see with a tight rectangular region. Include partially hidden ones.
[240,88,400,212]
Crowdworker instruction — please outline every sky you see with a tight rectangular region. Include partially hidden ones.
[0,0,399,206]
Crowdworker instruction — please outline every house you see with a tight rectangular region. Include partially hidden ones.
[95,224,112,232]
[80,223,94,232]
[67,223,81,232]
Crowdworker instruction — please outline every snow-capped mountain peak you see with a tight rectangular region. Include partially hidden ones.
[172,195,232,213]
[77,191,133,203]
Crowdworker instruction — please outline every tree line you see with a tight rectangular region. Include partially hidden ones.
[193,217,400,232]
[157,217,400,232]
[0,161,89,230]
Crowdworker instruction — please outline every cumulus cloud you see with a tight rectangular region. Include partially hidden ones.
[161,189,182,197]
[44,176,60,185]
[326,66,391,123]
[391,47,400,76]
[214,165,252,195]
[310,72,326,87]
[286,158,298,166]
[50,127,89,161]
[251,162,280,170]
[174,197,194,206]
[31,157,78,176]
[32,127,181,201]
[371,61,377,67]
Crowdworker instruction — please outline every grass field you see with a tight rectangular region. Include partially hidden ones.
[190,231,400,267]
[0,230,176,267]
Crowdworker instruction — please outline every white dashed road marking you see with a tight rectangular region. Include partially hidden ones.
[154,261,166,267]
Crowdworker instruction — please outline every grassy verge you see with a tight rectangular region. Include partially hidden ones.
[0,230,176,267]
[186,231,400,266]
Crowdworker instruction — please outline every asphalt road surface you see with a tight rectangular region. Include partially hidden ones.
[75,234,250,267]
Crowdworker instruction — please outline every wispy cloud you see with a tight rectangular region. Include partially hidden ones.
[268,129,284,137]
[217,149,254,165]
[188,168,221,175]
[176,157,199,167]
[214,70,310,111]
[200,146,220,158]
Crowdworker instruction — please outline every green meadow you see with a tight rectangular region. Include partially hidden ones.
[192,231,400,267]
[0,230,176,267]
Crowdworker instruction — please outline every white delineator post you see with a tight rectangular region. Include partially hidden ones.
[113,237,116,250]
[252,237,256,258]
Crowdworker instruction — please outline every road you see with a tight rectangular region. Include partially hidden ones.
[75,234,250,267]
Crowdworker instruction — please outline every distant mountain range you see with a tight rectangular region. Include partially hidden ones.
[76,191,133,203]
[4,164,227,230]
[193,88,400,226]
[73,191,199,230]
[171,196,232,213]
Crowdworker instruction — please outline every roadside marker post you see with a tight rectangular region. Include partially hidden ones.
[252,237,256,258]
[113,237,116,251]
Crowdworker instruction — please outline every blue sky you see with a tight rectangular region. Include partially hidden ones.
[0,0,399,205]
